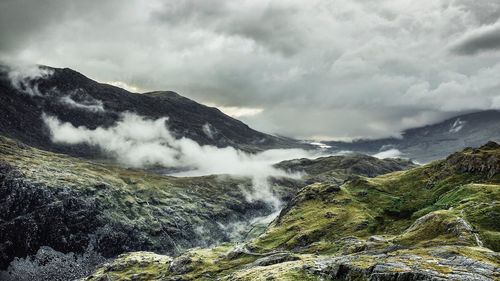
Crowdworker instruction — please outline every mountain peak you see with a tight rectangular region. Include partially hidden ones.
[480,141,500,150]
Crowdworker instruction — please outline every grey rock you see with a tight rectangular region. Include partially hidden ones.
[252,253,299,267]
[169,255,193,275]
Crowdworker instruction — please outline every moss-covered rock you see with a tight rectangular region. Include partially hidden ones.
[5,137,500,280]
[253,142,500,254]
[0,136,302,276]
[306,246,499,281]
[275,154,416,183]
[81,142,500,281]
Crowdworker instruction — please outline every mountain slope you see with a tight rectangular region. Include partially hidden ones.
[275,154,416,183]
[326,110,500,163]
[82,142,500,280]
[0,136,300,275]
[255,141,500,253]
[0,64,304,159]
[0,136,413,281]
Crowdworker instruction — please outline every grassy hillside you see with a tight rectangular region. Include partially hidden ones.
[255,142,500,253]
[83,142,500,280]
[0,136,417,280]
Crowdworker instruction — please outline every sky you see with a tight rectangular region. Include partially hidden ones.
[1,0,500,140]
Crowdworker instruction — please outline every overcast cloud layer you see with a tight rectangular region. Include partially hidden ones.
[1,0,500,139]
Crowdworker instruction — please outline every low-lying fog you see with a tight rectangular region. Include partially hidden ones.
[43,112,325,209]
[13,64,407,240]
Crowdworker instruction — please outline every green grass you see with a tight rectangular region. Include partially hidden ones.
[4,136,499,280]
[252,144,500,253]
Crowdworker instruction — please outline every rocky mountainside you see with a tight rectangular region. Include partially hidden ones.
[0,64,304,159]
[0,136,413,281]
[0,135,301,277]
[325,110,500,163]
[275,154,416,184]
[82,142,500,280]
[1,63,499,281]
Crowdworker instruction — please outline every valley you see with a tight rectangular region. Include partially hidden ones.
[82,142,500,281]
[0,64,498,281]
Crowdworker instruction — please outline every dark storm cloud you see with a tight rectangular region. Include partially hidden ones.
[153,0,307,56]
[0,0,124,51]
[455,0,500,25]
[0,0,59,51]
[1,0,500,139]
[451,23,500,55]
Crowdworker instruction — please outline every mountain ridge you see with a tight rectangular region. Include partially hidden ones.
[0,64,307,160]
[325,110,500,163]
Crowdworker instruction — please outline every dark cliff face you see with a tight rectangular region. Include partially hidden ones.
[0,136,304,274]
[0,65,302,159]
[0,164,102,269]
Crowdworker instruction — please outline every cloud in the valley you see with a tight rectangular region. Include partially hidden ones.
[373,149,403,159]
[43,112,320,208]
[2,0,500,139]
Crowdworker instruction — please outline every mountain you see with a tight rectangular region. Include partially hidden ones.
[325,110,500,163]
[0,136,413,280]
[275,154,416,182]
[1,63,499,281]
[0,135,301,279]
[82,142,500,281]
[0,64,305,159]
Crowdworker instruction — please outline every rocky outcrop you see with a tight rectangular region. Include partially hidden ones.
[306,247,500,281]
[276,154,416,180]
[84,252,171,281]
[0,164,102,269]
[169,254,194,275]
[395,210,481,247]
[251,252,300,267]
[0,137,305,280]
[0,246,105,281]
[446,141,500,178]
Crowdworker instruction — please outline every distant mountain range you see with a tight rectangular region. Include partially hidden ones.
[2,64,498,163]
[0,64,305,159]
[325,110,500,163]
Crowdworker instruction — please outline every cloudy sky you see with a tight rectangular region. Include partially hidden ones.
[1,0,500,139]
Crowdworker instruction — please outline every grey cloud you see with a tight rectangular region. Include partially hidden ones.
[1,0,500,139]
[7,64,54,96]
[43,112,320,209]
[0,0,125,52]
[452,23,500,55]
[153,0,306,56]
[59,94,104,112]
[455,0,500,25]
